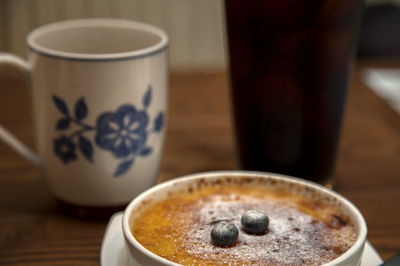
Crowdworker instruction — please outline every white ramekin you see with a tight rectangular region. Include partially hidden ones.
[122,171,367,266]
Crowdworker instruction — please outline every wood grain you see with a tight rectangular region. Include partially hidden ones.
[0,61,399,264]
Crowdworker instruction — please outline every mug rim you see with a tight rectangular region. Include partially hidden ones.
[27,18,168,62]
[122,170,368,266]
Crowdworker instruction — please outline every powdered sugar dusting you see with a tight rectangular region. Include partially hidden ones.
[132,184,356,265]
[181,195,353,265]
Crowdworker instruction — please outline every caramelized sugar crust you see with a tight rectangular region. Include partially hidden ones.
[131,183,356,265]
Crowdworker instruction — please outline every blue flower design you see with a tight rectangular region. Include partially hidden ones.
[52,85,164,177]
[95,105,149,158]
[54,135,77,163]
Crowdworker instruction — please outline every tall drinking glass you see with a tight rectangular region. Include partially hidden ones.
[224,0,363,184]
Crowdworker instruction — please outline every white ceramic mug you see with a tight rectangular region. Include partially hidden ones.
[122,171,367,266]
[0,19,168,208]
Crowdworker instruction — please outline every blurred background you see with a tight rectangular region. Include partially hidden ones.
[1,0,400,72]
[0,0,225,72]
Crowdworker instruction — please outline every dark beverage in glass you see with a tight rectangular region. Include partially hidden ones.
[224,0,363,184]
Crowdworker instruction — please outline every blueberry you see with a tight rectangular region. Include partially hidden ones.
[211,221,239,247]
[241,210,269,234]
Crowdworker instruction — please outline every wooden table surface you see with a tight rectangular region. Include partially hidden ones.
[0,59,399,265]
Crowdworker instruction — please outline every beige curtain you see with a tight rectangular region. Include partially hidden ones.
[0,0,226,72]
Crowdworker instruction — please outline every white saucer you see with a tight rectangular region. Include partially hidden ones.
[100,213,383,266]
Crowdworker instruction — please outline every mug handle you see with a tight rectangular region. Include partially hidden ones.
[0,53,41,168]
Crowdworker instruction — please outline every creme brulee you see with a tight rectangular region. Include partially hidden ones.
[131,182,356,265]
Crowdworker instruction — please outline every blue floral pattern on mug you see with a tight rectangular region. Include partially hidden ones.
[52,85,164,177]
[96,106,149,158]
[54,135,77,163]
